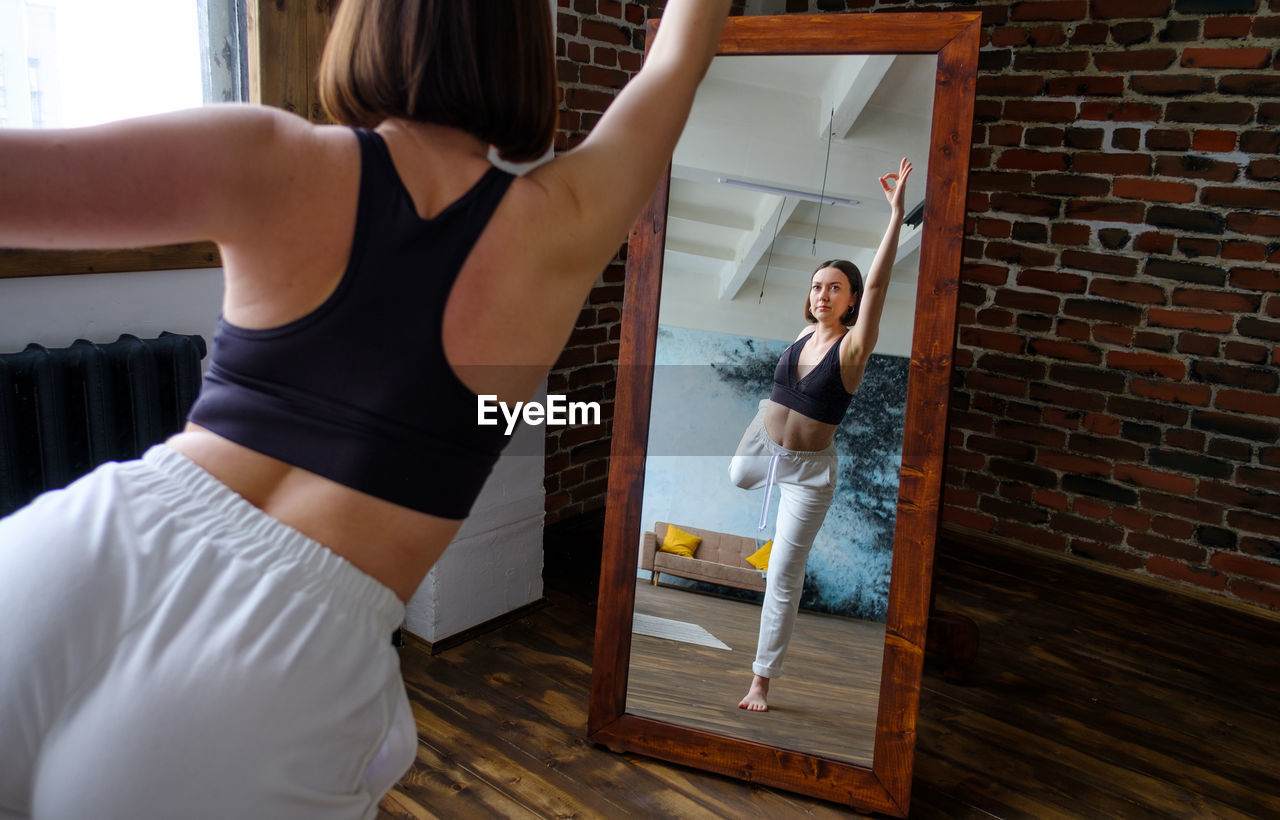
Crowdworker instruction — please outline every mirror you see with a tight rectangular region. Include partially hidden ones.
[588,13,979,817]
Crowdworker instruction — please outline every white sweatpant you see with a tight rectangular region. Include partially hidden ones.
[0,446,416,820]
[729,403,837,679]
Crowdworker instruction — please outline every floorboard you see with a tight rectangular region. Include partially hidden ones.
[379,528,1280,819]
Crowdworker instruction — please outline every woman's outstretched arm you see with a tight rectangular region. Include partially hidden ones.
[0,105,317,252]
[843,157,912,364]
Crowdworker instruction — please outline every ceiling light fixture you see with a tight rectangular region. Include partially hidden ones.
[715,177,859,208]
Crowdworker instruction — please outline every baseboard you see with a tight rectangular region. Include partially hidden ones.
[401,598,550,656]
[940,522,1280,624]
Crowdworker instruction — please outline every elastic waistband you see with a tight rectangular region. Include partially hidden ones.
[750,403,837,459]
[132,445,405,635]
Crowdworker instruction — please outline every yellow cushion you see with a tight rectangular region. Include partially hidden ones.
[746,540,772,570]
[659,524,702,558]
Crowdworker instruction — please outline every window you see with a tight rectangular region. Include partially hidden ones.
[0,0,246,130]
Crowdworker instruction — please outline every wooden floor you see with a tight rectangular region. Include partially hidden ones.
[379,529,1280,819]
[627,580,883,766]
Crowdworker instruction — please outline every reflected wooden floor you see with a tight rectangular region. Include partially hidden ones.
[378,527,1280,818]
[626,581,883,766]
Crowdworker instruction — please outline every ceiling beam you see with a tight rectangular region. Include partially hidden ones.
[718,194,801,301]
[822,54,897,140]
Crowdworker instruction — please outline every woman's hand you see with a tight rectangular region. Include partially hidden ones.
[878,157,912,215]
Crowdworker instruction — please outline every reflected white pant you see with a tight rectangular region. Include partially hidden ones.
[0,446,415,820]
[729,404,837,679]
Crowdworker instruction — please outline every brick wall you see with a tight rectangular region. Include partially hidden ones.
[549,0,1280,611]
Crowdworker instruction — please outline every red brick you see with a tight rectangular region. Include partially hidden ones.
[1216,389,1280,419]
[1154,154,1240,183]
[1080,102,1163,122]
[976,218,1014,239]
[1130,379,1212,406]
[1073,497,1112,519]
[1018,269,1089,293]
[1106,351,1187,379]
[1228,510,1280,543]
[1089,279,1167,304]
[1090,0,1172,18]
[1046,75,1126,96]
[1233,266,1280,291]
[1036,489,1071,510]
[1228,579,1280,609]
[1172,288,1261,312]
[1202,186,1280,211]
[1003,100,1080,123]
[1183,48,1274,70]
[1065,200,1147,222]
[1065,250,1140,277]
[997,149,1071,172]
[1031,339,1103,363]
[1133,75,1215,96]
[1113,178,1197,204]
[1204,16,1253,38]
[1112,506,1153,531]
[1148,308,1236,332]
[1095,49,1178,71]
[1010,0,1087,20]
[1145,556,1228,590]
[1039,451,1111,476]
[1228,212,1280,236]
[1083,413,1122,435]
[960,328,1026,354]
[1215,555,1280,594]
[1078,149,1156,174]
[1093,324,1136,345]
[1136,231,1176,254]
[1192,130,1237,152]
[1052,223,1092,245]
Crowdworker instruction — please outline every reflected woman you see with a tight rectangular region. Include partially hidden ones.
[730,158,912,712]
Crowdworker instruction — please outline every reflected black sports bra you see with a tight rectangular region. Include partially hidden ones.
[769,332,854,425]
[187,128,516,519]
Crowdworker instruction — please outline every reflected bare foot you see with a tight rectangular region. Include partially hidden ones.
[738,674,770,711]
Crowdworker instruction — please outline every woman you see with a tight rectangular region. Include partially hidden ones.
[731,158,912,712]
[0,2,731,817]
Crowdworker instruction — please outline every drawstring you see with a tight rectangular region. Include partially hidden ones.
[758,452,782,530]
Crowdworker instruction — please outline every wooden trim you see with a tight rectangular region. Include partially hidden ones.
[0,244,221,279]
[941,522,1280,625]
[586,12,982,817]
[0,0,334,280]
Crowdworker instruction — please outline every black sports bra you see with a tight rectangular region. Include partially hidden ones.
[769,332,854,425]
[187,128,516,519]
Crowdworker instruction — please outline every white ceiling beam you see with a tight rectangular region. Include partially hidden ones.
[822,54,897,141]
[718,194,801,302]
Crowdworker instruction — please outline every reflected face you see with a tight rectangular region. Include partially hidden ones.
[809,267,856,325]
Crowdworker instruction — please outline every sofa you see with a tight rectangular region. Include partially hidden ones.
[639,521,767,593]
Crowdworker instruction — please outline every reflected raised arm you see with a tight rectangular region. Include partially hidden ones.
[841,157,912,367]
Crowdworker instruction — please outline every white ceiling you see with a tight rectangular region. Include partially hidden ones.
[661,53,937,353]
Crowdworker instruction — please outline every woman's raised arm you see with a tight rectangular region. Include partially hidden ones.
[843,157,912,364]
[526,0,732,283]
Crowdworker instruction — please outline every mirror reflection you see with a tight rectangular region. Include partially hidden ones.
[625,52,936,766]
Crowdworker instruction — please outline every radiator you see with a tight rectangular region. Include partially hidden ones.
[0,332,206,517]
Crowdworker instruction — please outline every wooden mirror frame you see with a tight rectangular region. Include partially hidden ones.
[587,12,979,817]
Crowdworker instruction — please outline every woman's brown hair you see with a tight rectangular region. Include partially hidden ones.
[804,259,863,327]
[319,0,556,162]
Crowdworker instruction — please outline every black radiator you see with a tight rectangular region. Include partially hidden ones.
[0,332,206,517]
